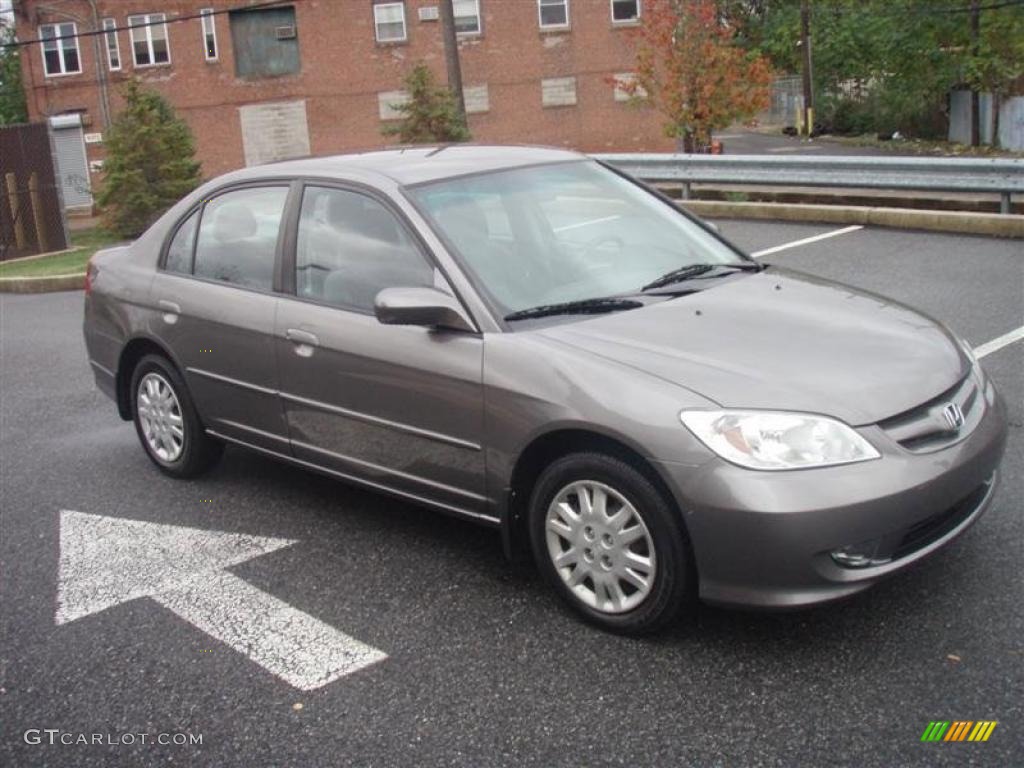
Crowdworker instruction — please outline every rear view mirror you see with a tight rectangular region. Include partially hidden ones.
[374,287,476,333]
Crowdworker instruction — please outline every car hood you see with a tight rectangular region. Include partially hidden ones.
[537,268,969,426]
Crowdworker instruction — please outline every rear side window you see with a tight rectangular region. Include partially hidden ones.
[295,186,433,312]
[193,187,288,290]
[165,209,198,273]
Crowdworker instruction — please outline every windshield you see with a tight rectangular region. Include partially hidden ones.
[407,160,746,317]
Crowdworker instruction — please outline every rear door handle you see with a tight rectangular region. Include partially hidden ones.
[285,328,319,357]
[158,299,181,324]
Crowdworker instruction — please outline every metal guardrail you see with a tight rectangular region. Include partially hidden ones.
[594,154,1024,214]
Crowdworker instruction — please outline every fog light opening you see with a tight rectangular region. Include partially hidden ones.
[831,539,891,569]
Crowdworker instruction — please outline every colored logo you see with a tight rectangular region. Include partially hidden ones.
[921,721,997,742]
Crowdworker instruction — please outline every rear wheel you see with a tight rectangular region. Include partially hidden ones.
[130,354,223,478]
[528,452,693,634]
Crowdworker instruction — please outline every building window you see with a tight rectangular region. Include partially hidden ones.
[538,0,569,29]
[127,13,170,67]
[101,19,121,71]
[611,0,640,23]
[613,72,646,101]
[39,23,81,76]
[229,6,301,79]
[542,76,577,108]
[374,3,407,43]
[454,0,481,36]
[201,9,218,61]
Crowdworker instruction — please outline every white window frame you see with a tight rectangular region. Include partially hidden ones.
[38,23,82,77]
[454,0,482,37]
[200,9,218,62]
[373,2,407,43]
[538,0,569,30]
[610,0,641,24]
[102,18,121,71]
[127,13,171,68]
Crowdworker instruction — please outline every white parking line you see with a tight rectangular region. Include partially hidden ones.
[974,326,1024,359]
[751,225,864,258]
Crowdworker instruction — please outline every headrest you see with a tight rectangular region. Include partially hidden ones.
[213,202,258,243]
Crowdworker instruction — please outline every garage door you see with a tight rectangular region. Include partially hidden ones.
[49,114,92,210]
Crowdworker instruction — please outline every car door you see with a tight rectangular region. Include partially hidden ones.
[274,183,489,519]
[150,182,292,453]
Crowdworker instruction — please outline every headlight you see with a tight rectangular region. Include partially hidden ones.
[956,334,978,366]
[680,410,880,471]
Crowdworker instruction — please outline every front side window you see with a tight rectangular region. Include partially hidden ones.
[165,209,199,273]
[194,187,289,290]
[39,23,81,76]
[611,0,640,23]
[201,9,218,61]
[454,0,481,35]
[296,186,433,312]
[409,161,741,317]
[374,3,407,43]
[102,19,121,71]
[128,13,170,67]
[539,0,569,29]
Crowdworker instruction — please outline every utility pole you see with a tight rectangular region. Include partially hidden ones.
[800,0,814,139]
[438,0,467,126]
[969,0,980,147]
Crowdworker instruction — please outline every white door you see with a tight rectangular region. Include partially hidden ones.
[49,114,92,210]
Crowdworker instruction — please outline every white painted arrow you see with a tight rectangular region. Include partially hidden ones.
[57,510,387,690]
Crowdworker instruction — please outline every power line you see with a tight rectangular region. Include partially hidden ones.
[1,0,302,49]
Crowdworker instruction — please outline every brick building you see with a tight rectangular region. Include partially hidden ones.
[13,0,671,209]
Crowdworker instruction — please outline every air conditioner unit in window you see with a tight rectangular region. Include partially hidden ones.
[275,25,297,40]
[418,6,439,21]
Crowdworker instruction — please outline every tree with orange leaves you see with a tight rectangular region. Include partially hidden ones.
[620,0,773,152]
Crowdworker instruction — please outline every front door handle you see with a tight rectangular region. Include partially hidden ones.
[158,299,181,324]
[285,328,319,357]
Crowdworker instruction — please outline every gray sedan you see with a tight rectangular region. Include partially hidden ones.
[83,146,1007,633]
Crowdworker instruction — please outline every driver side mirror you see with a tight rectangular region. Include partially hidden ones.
[374,286,476,333]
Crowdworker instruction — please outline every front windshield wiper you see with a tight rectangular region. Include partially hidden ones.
[504,297,643,322]
[641,262,762,293]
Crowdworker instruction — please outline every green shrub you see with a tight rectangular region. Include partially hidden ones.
[97,79,202,238]
[382,64,470,144]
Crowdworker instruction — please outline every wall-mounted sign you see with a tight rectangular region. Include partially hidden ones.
[84,133,103,144]
[89,160,105,173]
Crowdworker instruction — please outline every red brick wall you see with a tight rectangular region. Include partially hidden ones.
[16,0,672,182]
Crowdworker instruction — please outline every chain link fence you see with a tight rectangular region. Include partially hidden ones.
[1,122,69,261]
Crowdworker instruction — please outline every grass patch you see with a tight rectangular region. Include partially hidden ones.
[0,228,124,278]
[819,134,1024,158]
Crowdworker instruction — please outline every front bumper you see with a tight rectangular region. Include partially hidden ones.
[654,379,1008,609]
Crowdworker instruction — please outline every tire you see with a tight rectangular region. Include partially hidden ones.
[130,353,223,478]
[528,452,693,634]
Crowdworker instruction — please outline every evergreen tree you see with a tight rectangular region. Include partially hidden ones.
[382,64,470,144]
[98,79,202,237]
[0,19,28,126]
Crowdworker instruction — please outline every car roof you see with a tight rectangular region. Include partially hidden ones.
[221,145,585,187]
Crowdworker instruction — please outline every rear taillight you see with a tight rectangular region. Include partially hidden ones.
[84,258,97,295]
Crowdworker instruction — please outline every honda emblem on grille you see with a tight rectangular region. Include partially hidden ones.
[942,403,965,431]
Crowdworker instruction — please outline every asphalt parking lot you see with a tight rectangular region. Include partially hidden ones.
[1,220,1021,767]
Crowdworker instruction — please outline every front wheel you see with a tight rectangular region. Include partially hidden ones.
[130,354,223,478]
[528,453,693,634]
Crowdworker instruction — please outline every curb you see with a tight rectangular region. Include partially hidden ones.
[0,273,85,294]
[680,201,1024,239]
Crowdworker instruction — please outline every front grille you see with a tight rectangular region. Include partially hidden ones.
[879,373,982,453]
[892,478,992,560]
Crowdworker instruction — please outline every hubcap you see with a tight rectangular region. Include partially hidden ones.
[545,481,656,614]
[137,372,185,462]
